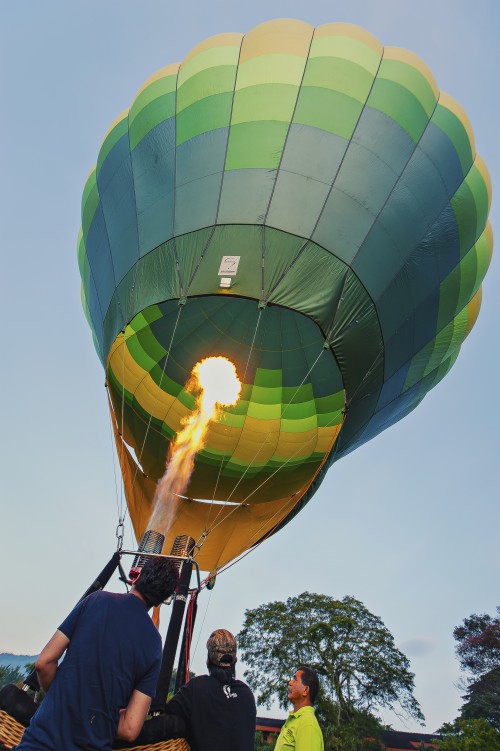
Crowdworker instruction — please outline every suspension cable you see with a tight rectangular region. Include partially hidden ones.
[107,391,124,525]
[131,303,185,488]
[194,335,334,548]
[201,408,343,582]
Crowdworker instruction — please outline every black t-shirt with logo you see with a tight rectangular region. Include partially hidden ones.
[165,674,256,751]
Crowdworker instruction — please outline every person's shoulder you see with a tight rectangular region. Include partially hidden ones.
[300,709,322,728]
[140,613,163,645]
[121,591,153,618]
[233,679,254,693]
[232,680,256,704]
[87,590,131,614]
[186,674,223,693]
[73,589,109,613]
[88,589,122,604]
[171,674,206,699]
[188,674,209,687]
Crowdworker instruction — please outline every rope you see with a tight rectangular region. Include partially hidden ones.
[206,407,344,582]
[343,348,383,412]
[130,303,184,492]
[106,300,184,540]
[193,302,266,544]
[119,329,127,510]
[200,430,318,545]
[242,306,263,384]
[191,586,214,662]
[195,452,229,550]
[281,347,326,419]
[225,434,271,506]
[107,393,124,524]
[183,591,198,684]
[192,434,271,553]
[193,333,332,552]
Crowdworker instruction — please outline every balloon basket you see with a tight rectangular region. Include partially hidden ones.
[0,709,190,751]
[115,741,190,751]
[0,709,24,749]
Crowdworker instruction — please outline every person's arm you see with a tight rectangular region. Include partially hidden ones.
[116,690,152,742]
[35,630,70,693]
[164,684,191,722]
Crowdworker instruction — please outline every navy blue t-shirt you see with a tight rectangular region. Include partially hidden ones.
[19,591,162,751]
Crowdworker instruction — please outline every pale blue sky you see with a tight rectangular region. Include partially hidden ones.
[1,0,499,734]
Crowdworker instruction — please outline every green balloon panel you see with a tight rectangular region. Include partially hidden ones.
[79,19,492,546]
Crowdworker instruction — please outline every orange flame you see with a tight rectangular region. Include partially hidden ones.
[148,357,241,536]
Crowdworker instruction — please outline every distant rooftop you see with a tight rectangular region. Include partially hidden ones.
[256,716,441,750]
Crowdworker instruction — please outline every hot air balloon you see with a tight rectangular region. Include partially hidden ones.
[78,19,492,575]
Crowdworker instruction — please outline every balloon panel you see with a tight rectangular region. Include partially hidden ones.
[79,20,492,570]
[107,297,345,505]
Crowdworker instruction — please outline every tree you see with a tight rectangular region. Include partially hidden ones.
[0,664,25,690]
[327,710,385,751]
[254,730,273,750]
[435,719,500,751]
[453,607,500,729]
[238,592,423,749]
[459,667,500,729]
[454,607,500,675]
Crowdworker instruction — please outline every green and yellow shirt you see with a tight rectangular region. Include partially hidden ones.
[275,705,324,751]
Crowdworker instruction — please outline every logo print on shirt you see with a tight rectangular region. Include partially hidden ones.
[223,684,238,699]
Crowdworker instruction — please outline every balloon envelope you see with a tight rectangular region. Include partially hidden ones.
[78,20,492,571]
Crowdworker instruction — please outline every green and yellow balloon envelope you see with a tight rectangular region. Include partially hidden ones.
[78,19,492,571]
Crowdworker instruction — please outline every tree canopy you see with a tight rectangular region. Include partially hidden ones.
[0,664,25,690]
[460,668,500,729]
[238,592,423,744]
[454,607,500,676]
[453,607,500,730]
[436,719,500,751]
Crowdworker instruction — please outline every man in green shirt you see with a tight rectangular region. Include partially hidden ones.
[275,666,324,751]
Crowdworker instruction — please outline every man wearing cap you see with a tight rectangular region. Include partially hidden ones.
[163,628,256,751]
[275,666,324,751]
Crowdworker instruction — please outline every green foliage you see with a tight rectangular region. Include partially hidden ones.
[327,710,385,751]
[238,592,423,749]
[165,669,196,701]
[460,667,500,729]
[453,607,500,729]
[435,719,500,750]
[238,592,423,721]
[255,730,274,749]
[0,662,46,702]
[454,608,500,676]
[0,664,26,689]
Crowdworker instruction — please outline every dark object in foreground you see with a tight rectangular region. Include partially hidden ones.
[0,685,37,727]
[0,704,190,751]
[153,536,195,710]
[113,713,187,748]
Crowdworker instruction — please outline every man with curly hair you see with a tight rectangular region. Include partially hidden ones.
[16,557,179,751]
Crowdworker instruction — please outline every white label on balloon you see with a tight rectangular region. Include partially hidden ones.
[218,256,240,276]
